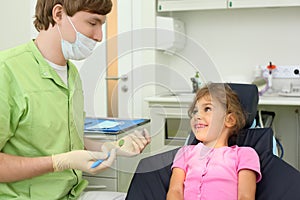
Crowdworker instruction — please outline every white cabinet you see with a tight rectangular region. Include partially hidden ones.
[157,0,227,12]
[83,122,150,193]
[157,0,300,12]
[228,0,300,9]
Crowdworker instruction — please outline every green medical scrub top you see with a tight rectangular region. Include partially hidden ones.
[0,41,88,199]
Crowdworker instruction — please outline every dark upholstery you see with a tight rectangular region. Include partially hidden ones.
[228,83,258,128]
[125,148,177,200]
[126,148,178,200]
[125,83,300,200]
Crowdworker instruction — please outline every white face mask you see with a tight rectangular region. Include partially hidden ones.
[58,16,97,60]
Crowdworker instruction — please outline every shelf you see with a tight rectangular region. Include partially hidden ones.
[157,0,300,12]
[228,0,300,9]
[157,0,227,12]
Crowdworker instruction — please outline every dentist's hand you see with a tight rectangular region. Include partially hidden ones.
[52,149,116,175]
[101,129,151,157]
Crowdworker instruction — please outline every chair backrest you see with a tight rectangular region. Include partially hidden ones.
[228,83,259,128]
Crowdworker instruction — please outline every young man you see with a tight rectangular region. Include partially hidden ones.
[0,0,150,199]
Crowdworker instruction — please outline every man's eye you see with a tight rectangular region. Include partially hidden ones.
[89,22,96,26]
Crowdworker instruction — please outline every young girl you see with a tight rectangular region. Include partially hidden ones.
[167,83,261,200]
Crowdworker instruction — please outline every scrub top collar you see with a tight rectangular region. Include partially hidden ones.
[28,40,79,90]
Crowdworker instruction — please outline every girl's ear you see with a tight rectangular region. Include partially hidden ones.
[225,113,236,128]
[52,4,64,24]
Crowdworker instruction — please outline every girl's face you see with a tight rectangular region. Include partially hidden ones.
[190,95,228,147]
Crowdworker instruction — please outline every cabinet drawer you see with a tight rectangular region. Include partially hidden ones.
[95,166,117,178]
[83,176,117,192]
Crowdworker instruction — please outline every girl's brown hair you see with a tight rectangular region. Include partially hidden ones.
[34,0,113,31]
[188,83,246,136]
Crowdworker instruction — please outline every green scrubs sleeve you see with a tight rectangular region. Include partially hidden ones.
[0,63,24,150]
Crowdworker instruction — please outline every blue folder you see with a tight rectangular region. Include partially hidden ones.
[84,117,150,134]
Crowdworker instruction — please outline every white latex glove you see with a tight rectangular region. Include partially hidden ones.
[52,149,116,175]
[102,129,151,157]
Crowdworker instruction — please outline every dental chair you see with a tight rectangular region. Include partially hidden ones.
[125,83,300,200]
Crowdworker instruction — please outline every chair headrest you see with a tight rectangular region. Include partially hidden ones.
[227,83,258,128]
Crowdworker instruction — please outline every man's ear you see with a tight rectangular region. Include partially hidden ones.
[52,4,64,24]
[225,113,236,128]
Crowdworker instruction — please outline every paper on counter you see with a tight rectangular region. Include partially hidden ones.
[88,120,120,129]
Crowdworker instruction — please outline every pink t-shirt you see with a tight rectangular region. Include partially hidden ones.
[172,143,262,200]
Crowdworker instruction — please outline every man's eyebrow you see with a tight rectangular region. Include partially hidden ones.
[90,16,106,24]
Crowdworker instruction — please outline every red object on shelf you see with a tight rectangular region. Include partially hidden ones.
[267,62,276,70]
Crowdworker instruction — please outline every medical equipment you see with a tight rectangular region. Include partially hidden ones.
[279,83,300,97]
[252,78,268,96]
[267,62,276,93]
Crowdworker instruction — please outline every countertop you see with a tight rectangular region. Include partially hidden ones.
[259,95,300,106]
[145,93,300,106]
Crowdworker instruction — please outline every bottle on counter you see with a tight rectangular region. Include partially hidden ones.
[195,71,202,89]
[190,71,201,93]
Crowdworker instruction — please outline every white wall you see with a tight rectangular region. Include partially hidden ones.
[156,7,300,91]
[30,0,38,38]
[0,0,33,50]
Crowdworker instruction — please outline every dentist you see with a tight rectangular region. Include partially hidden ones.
[0,0,150,199]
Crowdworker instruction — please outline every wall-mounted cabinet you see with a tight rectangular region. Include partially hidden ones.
[157,0,300,12]
[228,0,300,9]
[157,0,227,12]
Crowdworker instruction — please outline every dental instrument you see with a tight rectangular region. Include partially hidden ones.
[91,139,125,168]
[91,152,111,168]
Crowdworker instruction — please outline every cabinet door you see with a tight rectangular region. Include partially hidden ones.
[228,0,300,9]
[83,176,117,191]
[157,0,227,12]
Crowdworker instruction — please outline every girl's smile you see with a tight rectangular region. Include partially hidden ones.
[194,122,208,129]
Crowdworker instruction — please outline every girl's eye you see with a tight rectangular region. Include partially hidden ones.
[192,109,198,115]
[89,22,96,26]
[204,107,212,112]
